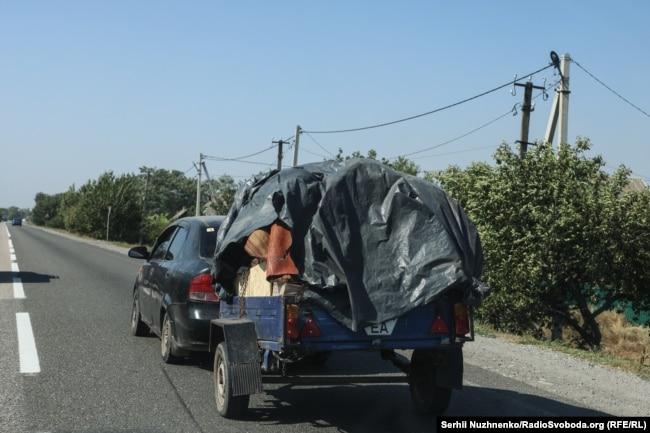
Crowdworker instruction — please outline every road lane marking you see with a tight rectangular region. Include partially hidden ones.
[10,253,17,262]
[8,240,13,249]
[13,277,25,299]
[16,312,41,374]
[11,262,20,272]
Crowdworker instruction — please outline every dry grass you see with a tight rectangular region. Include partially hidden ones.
[597,311,650,366]
[475,312,650,380]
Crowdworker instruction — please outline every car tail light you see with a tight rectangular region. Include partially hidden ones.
[285,304,300,341]
[188,273,219,302]
[430,315,449,334]
[454,303,470,336]
[300,314,321,338]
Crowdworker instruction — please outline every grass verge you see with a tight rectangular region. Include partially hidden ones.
[475,320,650,381]
[28,224,142,250]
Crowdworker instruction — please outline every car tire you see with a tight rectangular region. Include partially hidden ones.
[409,349,453,415]
[130,289,149,337]
[214,342,249,418]
[160,312,180,364]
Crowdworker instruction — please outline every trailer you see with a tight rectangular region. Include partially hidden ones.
[207,159,487,419]
[207,290,473,418]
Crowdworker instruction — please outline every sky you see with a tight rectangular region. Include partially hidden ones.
[2,1,649,208]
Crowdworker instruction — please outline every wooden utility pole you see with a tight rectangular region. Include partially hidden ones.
[276,140,283,170]
[514,80,546,157]
[292,125,301,167]
[272,139,287,170]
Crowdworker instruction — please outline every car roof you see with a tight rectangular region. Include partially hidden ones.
[174,215,226,227]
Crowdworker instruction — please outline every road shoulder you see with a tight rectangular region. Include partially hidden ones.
[464,334,650,416]
[26,224,131,256]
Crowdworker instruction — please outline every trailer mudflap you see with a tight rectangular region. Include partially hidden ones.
[434,346,463,389]
[210,319,263,396]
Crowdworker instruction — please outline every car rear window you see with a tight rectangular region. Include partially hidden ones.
[200,225,219,258]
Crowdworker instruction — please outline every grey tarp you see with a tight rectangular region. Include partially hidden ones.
[213,159,485,331]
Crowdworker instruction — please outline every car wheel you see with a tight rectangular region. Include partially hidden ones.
[160,312,180,364]
[409,349,453,415]
[214,342,249,418]
[130,289,149,337]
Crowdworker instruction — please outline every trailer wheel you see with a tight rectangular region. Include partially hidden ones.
[214,342,250,418]
[409,349,453,415]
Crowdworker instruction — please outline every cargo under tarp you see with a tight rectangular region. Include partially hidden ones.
[213,159,487,331]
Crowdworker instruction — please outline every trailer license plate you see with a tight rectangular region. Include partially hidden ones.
[364,319,397,336]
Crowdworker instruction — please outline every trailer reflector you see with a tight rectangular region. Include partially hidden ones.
[454,303,470,336]
[300,314,322,338]
[285,304,300,341]
[430,315,449,334]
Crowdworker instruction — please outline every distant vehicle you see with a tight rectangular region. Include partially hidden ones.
[12,218,22,226]
[127,216,224,363]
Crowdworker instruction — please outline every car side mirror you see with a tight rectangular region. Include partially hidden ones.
[128,246,150,260]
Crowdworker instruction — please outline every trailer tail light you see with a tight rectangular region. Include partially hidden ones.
[300,314,321,338]
[188,273,219,302]
[454,303,470,336]
[285,304,300,341]
[430,315,449,334]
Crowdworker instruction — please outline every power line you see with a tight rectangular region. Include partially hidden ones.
[413,144,499,160]
[573,59,650,118]
[304,131,336,157]
[202,155,275,167]
[206,144,278,161]
[300,145,330,159]
[389,79,560,160]
[303,63,553,134]
[392,108,516,159]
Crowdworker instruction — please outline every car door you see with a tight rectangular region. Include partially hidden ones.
[142,225,178,328]
[152,224,190,331]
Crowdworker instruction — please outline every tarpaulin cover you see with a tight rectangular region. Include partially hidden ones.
[214,159,486,331]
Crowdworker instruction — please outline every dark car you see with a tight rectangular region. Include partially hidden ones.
[128,216,224,363]
[12,217,22,226]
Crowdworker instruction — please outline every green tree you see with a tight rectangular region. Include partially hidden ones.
[139,167,195,218]
[67,172,142,242]
[32,193,64,227]
[203,175,237,215]
[334,148,419,175]
[428,140,650,348]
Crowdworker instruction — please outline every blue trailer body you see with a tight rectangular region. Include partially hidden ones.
[211,294,469,417]
[219,295,462,353]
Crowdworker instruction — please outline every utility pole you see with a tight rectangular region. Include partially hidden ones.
[558,53,571,146]
[106,205,112,241]
[138,170,151,245]
[544,52,571,147]
[273,139,284,170]
[292,125,301,167]
[514,80,546,157]
[195,154,203,216]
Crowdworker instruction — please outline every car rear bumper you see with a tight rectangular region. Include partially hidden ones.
[167,302,220,352]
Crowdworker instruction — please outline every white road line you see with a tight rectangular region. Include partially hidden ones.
[16,313,41,374]
[11,262,20,272]
[8,240,13,249]
[13,277,25,299]
[10,253,17,261]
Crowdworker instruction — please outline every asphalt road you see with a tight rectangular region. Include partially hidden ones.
[0,223,607,433]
